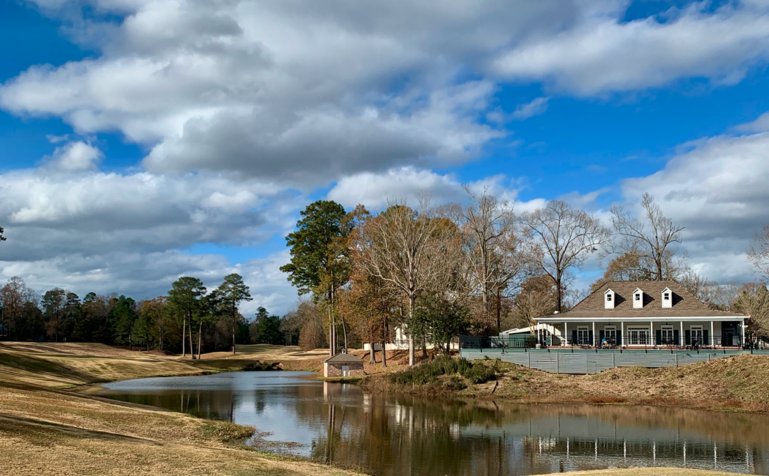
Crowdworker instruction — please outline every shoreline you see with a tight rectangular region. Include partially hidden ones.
[0,342,761,475]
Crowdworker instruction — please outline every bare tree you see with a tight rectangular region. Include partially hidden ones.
[749,224,769,279]
[459,190,527,332]
[611,193,684,281]
[732,283,769,342]
[524,200,608,312]
[355,204,448,366]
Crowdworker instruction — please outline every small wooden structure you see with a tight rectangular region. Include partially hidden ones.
[323,352,364,378]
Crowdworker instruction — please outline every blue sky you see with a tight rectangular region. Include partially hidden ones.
[2,0,769,315]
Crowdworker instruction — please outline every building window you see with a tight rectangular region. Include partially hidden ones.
[664,292,670,300]
[606,294,612,302]
[661,325,674,345]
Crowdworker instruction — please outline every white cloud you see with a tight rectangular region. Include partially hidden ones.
[492,2,769,95]
[44,141,102,171]
[619,127,769,283]
[511,97,549,120]
[6,0,769,188]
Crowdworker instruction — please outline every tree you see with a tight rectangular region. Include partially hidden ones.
[512,275,558,327]
[216,273,252,354]
[356,204,450,366]
[0,277,35,340]
[459,191,528,333]
[250,307,282,345]
[611,193,684,281]
[524,200,608,312]
[749,224,769,279]
[732,283,769,342]
[590,251,654,291]
[281,200,351,356]
[42,288,66,342]
[168,277,206,359]
[110,295,137,347]
[292,301,326,350]
[0,225,5,242]
[413,293,469,353]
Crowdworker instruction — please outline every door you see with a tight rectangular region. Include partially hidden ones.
[628,327,650,345]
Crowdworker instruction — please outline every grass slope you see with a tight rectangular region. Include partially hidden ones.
[0,342,356,476]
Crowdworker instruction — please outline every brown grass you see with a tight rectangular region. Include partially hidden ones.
[551,469,744,476]
[0,342,359,476]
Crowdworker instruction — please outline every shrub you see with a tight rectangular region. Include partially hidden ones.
[389,356,498,386]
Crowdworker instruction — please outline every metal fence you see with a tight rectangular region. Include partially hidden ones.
[459,348,769,374]
[461,333,754,352]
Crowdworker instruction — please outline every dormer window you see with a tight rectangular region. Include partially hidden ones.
[632,288,644,309]
[604,289,615,310]
[662,287,673,309]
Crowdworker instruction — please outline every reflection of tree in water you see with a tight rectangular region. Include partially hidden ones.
[107,390,235,421]
[103,379,769,476]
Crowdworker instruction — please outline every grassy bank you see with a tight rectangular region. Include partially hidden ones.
[0,342,356,476]
[364,353,769,413]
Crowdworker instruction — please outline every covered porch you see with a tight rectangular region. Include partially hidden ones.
[536,317,747,349]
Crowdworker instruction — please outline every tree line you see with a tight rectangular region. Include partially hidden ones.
[281,192,769,366]
[0,273,292,355]
[2,193,769,358]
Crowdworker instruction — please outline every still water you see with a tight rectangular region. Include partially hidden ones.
[101,371,769,475]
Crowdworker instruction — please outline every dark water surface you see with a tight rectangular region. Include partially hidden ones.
[101,371,769,475]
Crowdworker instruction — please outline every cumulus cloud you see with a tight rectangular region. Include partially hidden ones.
[618,127,769,283]
[327,166,547,214]
[0,161,305,313]
[43,141,102,171]
[492,2,769,95]
[5,0,769,187]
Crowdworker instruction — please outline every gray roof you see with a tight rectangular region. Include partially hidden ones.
[538,280,744,319]
[324,352,364,364]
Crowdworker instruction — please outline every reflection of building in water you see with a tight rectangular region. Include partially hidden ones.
[462,411,761,474]
[525,436,756,474]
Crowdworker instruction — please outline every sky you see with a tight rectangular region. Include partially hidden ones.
[1,0,769,316]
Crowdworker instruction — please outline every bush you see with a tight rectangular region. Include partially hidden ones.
[461,363,497,384]
[389,356,498,386]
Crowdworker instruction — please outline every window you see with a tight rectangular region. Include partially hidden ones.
[634,293,641,301]
[577,327,591,345]
[662,287,673,308]
[604,289,615,309]
[627,327,650,345]
[633,288,644,308]
[691,326,703,346]
[604,326,616,346]
[661,325,674,345]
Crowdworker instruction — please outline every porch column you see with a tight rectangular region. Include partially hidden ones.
[711,321,715,348]
[564,322,568,346]
[650,321,654,346]
[680,321,684,347]
[741,320,745,347]
[592,321,596,347]
[621,321,624,347]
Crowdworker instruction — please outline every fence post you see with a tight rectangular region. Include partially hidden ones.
[528,351,531,369]
[613,352,616,369]
[556,353,560,373]
[675,354,678,367]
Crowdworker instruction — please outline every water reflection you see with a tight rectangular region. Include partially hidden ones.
[101,372,769,475]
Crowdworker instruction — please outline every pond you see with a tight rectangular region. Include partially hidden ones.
[100,371,769,475]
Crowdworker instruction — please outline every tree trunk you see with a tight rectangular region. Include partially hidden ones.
[231,311,236,355]
[188,315,195,360]
[198,321,203,360]
[181,318,186,357]
[407,295,415,367]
